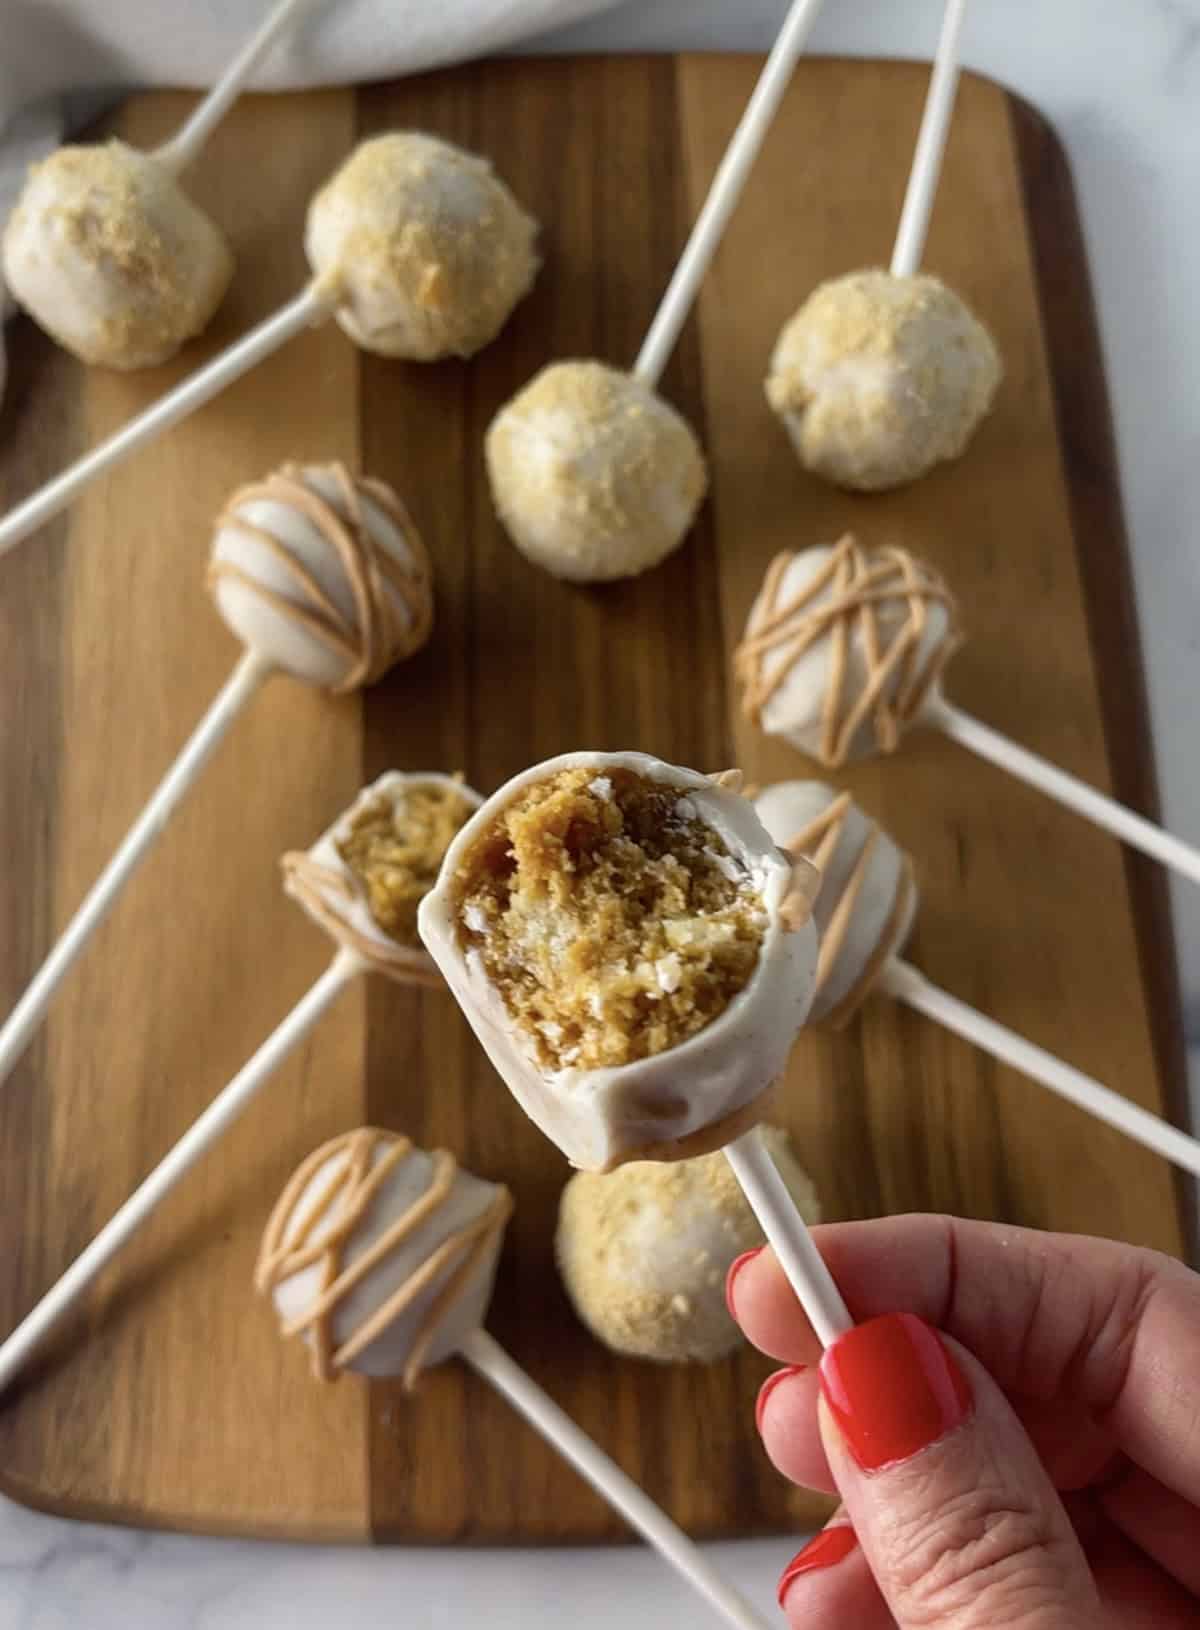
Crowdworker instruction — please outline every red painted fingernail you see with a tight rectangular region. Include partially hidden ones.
[777,1525,859,1605]
[755,1364,806,1433]
[819,1312,972,1472]
[725,1247,763,1317]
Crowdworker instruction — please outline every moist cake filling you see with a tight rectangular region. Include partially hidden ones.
[455,768,766,1069]
[338,780,475,946]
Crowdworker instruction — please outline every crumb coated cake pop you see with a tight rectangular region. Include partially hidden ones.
[556,1126,820,1363]
[283,772,481,984]
[765,270,1001,491]
[257,1128,512,1387]
[208,461,433,691]
[484,361,708,582]
[304,132,539,362]
[755,781,915,1026]
[736,534,961,767]
[418,752,819,1172]
[2,141,234,369]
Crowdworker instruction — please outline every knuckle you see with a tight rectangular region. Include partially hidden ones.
[881,1479,1075,1628]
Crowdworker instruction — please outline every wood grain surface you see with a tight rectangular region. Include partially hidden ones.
[0,55,1187,1546]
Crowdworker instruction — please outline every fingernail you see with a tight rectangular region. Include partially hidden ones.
[724,1247,762,1317]
[777,1525,859,1605]
[819,1312,972,1472]
[755,1364,806,1434]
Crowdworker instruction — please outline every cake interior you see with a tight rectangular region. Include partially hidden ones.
[455,767,766,1070]
[338,780,476,946]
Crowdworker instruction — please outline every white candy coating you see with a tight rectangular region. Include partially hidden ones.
[737,536,959,767]
[485,361,709,582]
[766,270,1001,491]
[305,132,539,361]
[418,751,819,1173]
[209,462,433,691]
[2,140,233,369]
[259,1128,511,1385]
[556,1125,821,1363]
[754,781,916,1025]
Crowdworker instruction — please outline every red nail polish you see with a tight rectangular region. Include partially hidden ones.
[777,1526,858,1605]
[819,1312,972,1471]
[724,1247,763,1317]
[755,1364,806,1433]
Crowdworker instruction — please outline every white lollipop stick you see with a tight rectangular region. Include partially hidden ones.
[153,0,322,177]
[0,284,331,561]
[0,947,361,1394]
[633,0,827,387]
[723,1127,852,1348]
[879,959,1200,1177]
[928,698,1200,887]
[0,651,273,1091]
[890,0,969,278]
[460,1328,771,1630]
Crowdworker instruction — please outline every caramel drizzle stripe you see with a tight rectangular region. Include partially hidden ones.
[208,463,432,693]
[280,852,445,989]
[256,1129,512,1388]
[820,856,916,1029]
[734,535,961,767]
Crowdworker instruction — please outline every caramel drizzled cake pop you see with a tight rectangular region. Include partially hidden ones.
[736,534,960,767]
[0,462,435,1092]
[256,1127,774,1630]
[283,772,481,986]
[557,1127,821,1364]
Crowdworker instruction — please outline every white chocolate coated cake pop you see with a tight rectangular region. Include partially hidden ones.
[556,1126,821,1363]
[484,361,708,583]
[2,141,234,369]
[754,782,916,1026]
[736,534,961,767]
[305,132,539,362]
[765,270,1001,491]
[258,1128,512,1386]
[282,771,482,985]
[419,752,819,1172]
[209,462,433,692]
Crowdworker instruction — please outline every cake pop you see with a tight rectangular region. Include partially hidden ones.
[0,773,479,1395]
[765,0,1001,491]
[484,0,828,582]
[0,463,433,1092]
[556,1126,820,1363]
[736,534,1200,885]
[419,750,854,1351]
[0,132,539,559]
[755,779,1200,1177]
[257,1126,772,1630]
[1,0,318,370]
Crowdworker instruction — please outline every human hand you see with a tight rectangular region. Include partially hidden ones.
[726,1215,1200,1627]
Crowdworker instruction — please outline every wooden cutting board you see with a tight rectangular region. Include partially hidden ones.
[0,54,1188,1545]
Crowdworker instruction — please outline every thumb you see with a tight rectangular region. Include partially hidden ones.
[816,1313,1102,1629]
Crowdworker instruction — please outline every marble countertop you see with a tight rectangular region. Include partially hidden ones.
[4,0,1199,1623]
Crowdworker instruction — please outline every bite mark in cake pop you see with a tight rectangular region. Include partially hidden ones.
[736,535,961,767]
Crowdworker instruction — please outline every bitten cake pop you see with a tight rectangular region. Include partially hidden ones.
[754,780,1200,1178]
[484,0,827,582]
[0,463,433,1092]
[736,534,1200,885]
[0,773,480,1395]
[0,132,539,559]
[765,0,1001,491]
[419,750,854,1352]
[557,1126,820,1363]
[0,0,317,370]
[258,1126,772,1630]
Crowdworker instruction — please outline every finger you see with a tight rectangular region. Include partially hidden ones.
[1087,1522,1200,1628]
[777,1517,894,1629]
[819,1315,1102,1627]
[756,1364,835,1492]
[1100,1463,1200,1595]
[729,1214,1200,1502]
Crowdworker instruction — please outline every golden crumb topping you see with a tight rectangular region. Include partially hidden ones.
[338,780,475,946]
